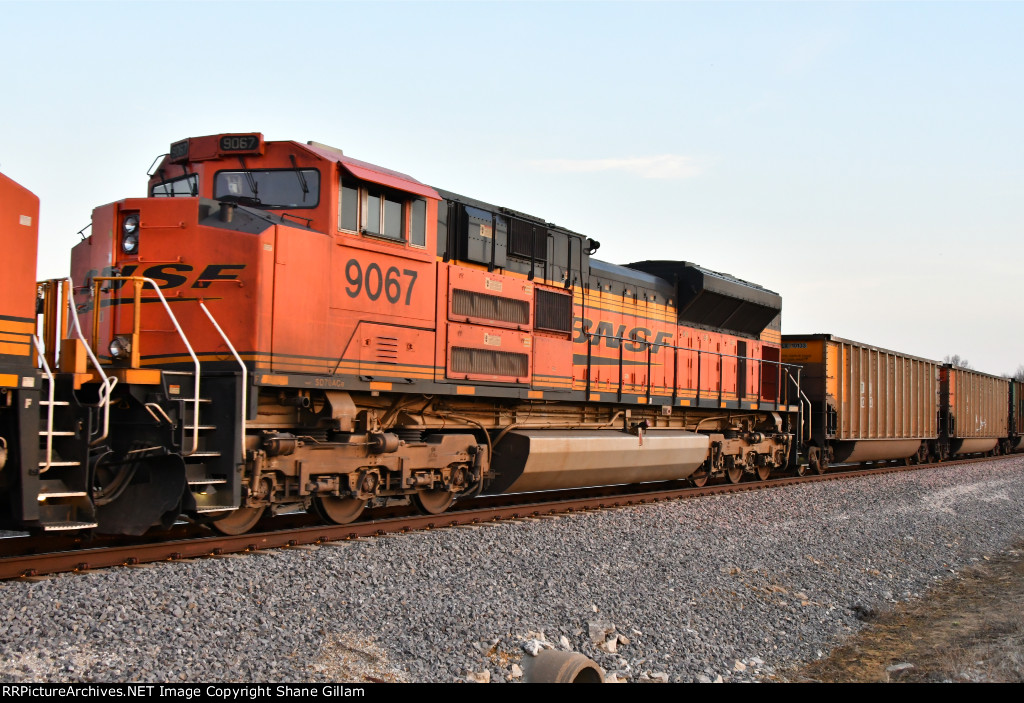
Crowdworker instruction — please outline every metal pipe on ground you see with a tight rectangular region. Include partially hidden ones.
[522,650,604,683]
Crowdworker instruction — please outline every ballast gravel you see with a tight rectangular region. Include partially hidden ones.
[2,457,1024,683]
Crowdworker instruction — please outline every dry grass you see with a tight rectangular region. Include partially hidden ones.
[780,542,1024,683]
[307,633,409,683]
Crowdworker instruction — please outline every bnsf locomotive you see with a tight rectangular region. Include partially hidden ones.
[1,133,1020,536]
[0,172,48,528]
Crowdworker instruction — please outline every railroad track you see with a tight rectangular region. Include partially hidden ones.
[0,454,1011,581]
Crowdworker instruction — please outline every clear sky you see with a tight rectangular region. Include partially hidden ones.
[1,1,1021,374]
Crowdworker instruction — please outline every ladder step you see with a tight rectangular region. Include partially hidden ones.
[38,490,89,498]
[125,445,164,456]
[39,401,71,406]
[161,370,195,376]
[187,478,228,486]
[195,505,238,514]
[39,431,76,437]
[43,521,98,531]
[39,460,81,467]
[186,451,222,458]
[184,425,217,431]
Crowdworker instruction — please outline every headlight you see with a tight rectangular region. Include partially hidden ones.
[109,336,132,359]
[122,232,138,254]
[122,215,140,254]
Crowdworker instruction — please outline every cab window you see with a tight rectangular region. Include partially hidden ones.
[213,169,320,209]
[338,177,427,248]
[152,174,198,197]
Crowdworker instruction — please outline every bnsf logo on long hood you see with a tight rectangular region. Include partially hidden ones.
[572,317,674,352]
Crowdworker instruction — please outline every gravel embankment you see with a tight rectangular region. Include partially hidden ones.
[2,457,1024,683]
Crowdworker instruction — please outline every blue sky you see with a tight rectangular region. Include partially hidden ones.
[1,1,1021,373]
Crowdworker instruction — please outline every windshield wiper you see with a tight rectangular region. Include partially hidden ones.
[218,194,262,208]
[237,156,260,202]
[182,164,197,196]
[155,168,170,196]
[289,155,309,202]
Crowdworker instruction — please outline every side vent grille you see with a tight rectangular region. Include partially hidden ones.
[535,289,573,333]
[509,219,547,259]
[451,348,528,378]
[375,336,399,363]
[452,289,529,325]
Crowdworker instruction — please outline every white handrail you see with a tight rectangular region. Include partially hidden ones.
[137,277,202,456]
[31,335,55,473]
[65,275,117,445]
[198,301,247,461]
[68,275,201,454]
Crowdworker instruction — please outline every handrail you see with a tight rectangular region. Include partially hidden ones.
[65,275,117,445]
[199,301,247,461]
[87,276,202,455]
[788,373,813,443]
[138,277,201,456]
[31,335,55,473]
[583,331,802,404]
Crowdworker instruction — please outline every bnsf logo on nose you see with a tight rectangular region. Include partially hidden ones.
[83,263,245,290]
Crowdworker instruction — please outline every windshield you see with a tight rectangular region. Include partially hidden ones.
[152,174,198,197]
[214,169,320,209]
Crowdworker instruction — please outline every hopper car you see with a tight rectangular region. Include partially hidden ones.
[781,335,1016,470]
[0,132,1019,537]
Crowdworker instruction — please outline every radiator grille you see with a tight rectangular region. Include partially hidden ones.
[452,289,530,325]
[535,289,573,333]
[509,218,547,259]
[451,347,529,378]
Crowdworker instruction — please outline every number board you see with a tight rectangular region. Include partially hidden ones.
[217,134,263,155]
[169,139,190,163]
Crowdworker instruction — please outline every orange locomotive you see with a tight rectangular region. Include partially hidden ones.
[56,132,801,534]
[0,171,44,528]
[8,133,1020,537]
[1,172,101,532]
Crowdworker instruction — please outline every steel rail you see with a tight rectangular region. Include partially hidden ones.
[0,454,1015,581]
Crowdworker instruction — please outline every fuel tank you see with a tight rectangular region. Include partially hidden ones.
[487,429,710,494]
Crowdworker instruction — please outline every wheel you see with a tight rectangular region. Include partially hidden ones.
[805,446,823,476]
[809,449,828,475]
[413,488,455,515]
[726,466,743,484]
[211,506,265,535]
[756,464,771,481]
[690,469,709,487]
[312,495,366,525]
